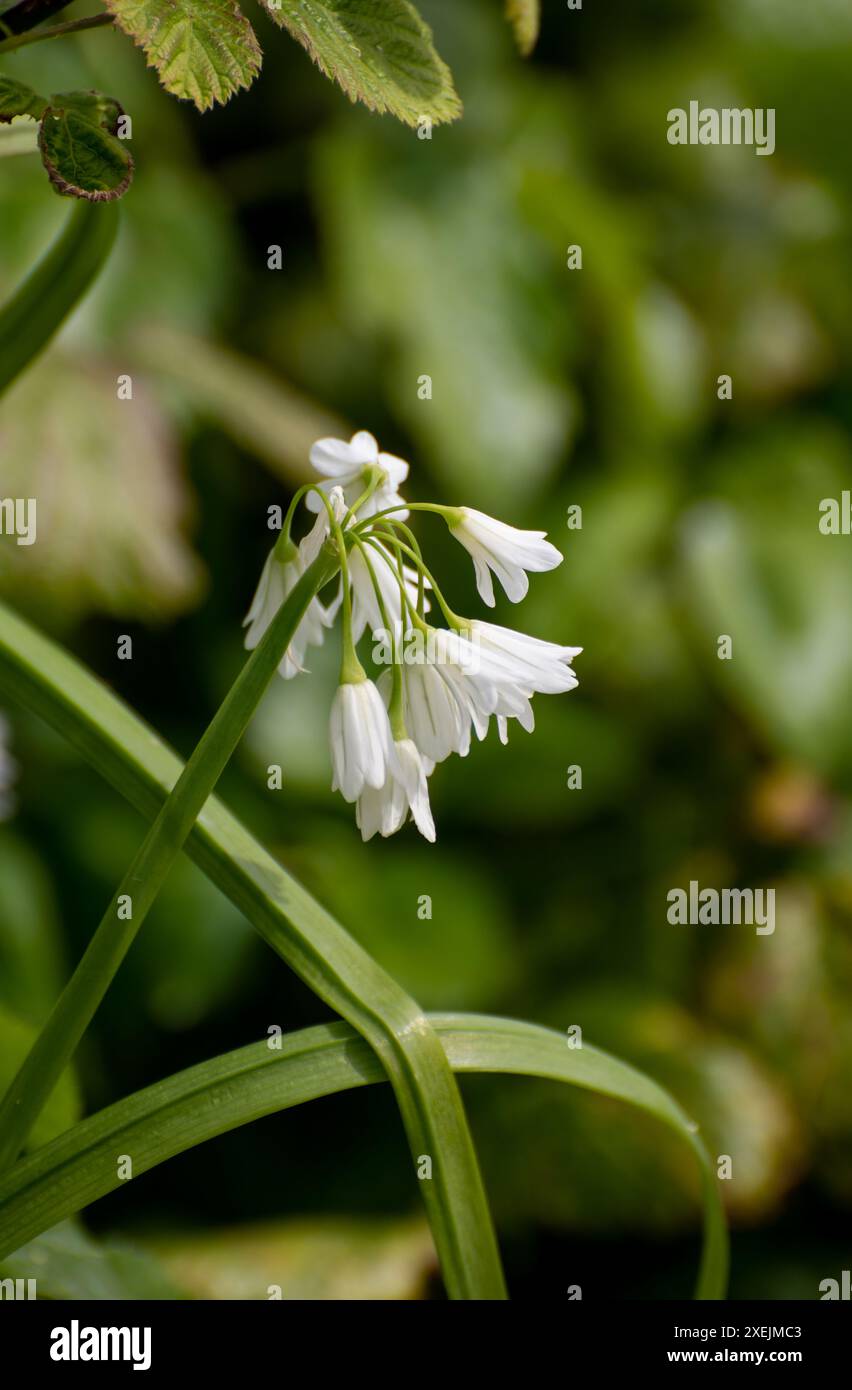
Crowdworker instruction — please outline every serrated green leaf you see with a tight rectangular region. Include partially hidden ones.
[260,0,461,126]
[0,75,47,123]
[505,0,540,56]
[38,102,134,202]
[104,0,262,111]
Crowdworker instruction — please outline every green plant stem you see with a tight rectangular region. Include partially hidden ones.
[0,553,338,1172]
[0,200,118,397]
[0,592,507,1300]
[0,1015,728,1298]
[0,11,112,51]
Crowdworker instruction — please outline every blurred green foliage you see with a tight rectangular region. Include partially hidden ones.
[1,0,852,1297]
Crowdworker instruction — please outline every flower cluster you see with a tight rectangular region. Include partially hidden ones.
[244,431,581,842]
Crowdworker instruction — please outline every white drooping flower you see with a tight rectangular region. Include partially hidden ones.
[356,737,436,843]
[307,430,409,520]
[467,621,582,696]
[421,625,579,751]
[0,713,17,821]
[244,428,581,842]
[448,506,563,606]
[329,678,398,803]
[400,656,472,763]
[243,490,343,678]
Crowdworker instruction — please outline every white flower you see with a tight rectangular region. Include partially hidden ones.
[243,493,342,679]
[423,626,580,751]
[0,714,16,821]
[467,621,581,695]
[400,657,471,763]
[356,738,436,843]
[308,430,409,520]
[329,678,398,802]
[398,626,543,763]
[449,506,563,606]
[241,428,582,844]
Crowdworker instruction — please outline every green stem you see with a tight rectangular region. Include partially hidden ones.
[0,200,118,397]
[375,529,459,630]
[0,11,113,51]
[0,551,338,1173]
[0,590,507,1300]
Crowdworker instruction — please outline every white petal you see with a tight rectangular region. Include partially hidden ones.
[310,432,378,479]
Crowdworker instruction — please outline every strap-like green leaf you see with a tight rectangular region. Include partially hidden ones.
[104,0,262,111]
[259,0,461,126]
[0,1016,728,1298]
[0,74,47,122]
[0,203,119,397]
[505,0,540,57]
[39,92,134,202]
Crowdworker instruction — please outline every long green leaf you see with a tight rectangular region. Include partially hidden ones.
[0,599,505,1300]
[0,553,336,1172]
[0,202,118,396]
[0,1014,728,1297]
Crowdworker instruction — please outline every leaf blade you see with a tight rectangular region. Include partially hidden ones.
[39,104,134,202]
[0,1015,728,1298]
[0,74,47,122]
[260,0,461,126]
[104,0,263,111]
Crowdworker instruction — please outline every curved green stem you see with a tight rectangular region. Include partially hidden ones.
[0,594,507,1300]
[313,490,359,682]
[0,200,119,397]
[374,528,458,630]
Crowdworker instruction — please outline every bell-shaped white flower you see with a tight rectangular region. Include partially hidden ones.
[467,621,581,695]
[308,430,409,520]
[400,655,472,763]
[425,627,505,747]
[356,737,436,843]
[243,492,342,679]
[427,626,568,748]
[449,506,563,606]
[329,677,398,803]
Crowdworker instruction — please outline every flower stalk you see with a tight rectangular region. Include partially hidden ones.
[0,548,340,1172]
[0,541,507,1298]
